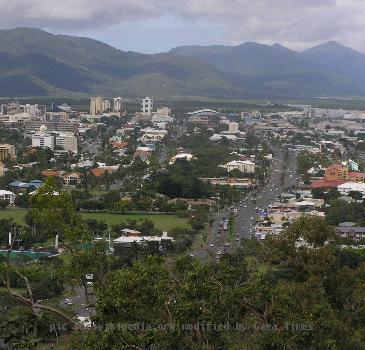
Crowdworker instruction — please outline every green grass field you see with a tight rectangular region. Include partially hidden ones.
[0,209,189,231]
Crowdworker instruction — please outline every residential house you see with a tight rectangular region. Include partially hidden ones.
[336,227,365,241]
[42,170,62,178]
[169,153,195,164]
[63,172,83,185]
[0,190,15,205]
[90,166,119,177]
[133,147,153,162]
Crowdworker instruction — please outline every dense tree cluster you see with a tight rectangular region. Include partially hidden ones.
[69,216,365,349]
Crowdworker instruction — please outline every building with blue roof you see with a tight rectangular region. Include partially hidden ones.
[9,180,43,190]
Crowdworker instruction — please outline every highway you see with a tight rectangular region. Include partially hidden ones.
[192,147,298,262]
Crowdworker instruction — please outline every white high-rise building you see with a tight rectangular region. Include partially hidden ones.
[102,99,111,112]
[142,97,153,116]
[113,97,123,112]
[32,126,54,150]
[90,97,112,115]
[90,96,103,116]
[55,132,78,153]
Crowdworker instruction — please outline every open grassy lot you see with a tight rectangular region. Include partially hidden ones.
[0,209,189,231]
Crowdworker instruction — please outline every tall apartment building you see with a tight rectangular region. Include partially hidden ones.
[32,128,55,150]
[142,97,153,116]
[0,162,4,177]
[90,96,113,115]
[113,97,123,112]
[102,99,111,112]
[0,144,16,161]
[55,132,78,153]
[90,96,103,116]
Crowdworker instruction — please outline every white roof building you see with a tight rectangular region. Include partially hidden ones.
[169,153,195,164]
[0,190,16,204]
[114,231,173,245]
[221,160,255,174]
[338,182,365,198]
[210,134,239,141]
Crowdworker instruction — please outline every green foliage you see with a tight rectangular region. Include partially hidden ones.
[69,216,365,349]
[326,200,365,225]
[0,199,8,210]
[27,177,89,243]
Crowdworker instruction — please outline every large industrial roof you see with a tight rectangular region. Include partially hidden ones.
[187,109,220,116]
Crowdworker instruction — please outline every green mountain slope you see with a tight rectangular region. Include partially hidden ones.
[302,41,365,89]
[171,42,365,97]
[1,28,365,98]
[0,28,242,99]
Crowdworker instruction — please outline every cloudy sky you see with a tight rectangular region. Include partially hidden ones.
[0,0,364,53]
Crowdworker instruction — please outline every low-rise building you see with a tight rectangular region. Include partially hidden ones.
[114,230,173,248]
[337,182,365,198]
[133,148,153,162]
[336,227,365,241]
[311,163,365,189]
[169,153,195,164]
[63,172,83,185]
[0,190,15,205]
[41,170,62,177]
[200,177,256,188]
[221,160,255,174]
[9,180,43,190]
[90,165,119,177]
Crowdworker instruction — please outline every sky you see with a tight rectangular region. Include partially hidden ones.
[0,0,365,53]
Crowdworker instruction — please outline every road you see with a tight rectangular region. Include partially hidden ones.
[192,146,298,262]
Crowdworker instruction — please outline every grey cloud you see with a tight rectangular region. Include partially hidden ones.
[0,0,364,51]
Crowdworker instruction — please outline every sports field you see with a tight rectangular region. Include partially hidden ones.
[0,209,189,231]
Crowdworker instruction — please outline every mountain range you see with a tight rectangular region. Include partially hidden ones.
[1,27,365,99]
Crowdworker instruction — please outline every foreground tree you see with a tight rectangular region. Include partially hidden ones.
[70,216,365,350]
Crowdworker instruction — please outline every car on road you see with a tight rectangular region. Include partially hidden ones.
[210,244,214,247]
